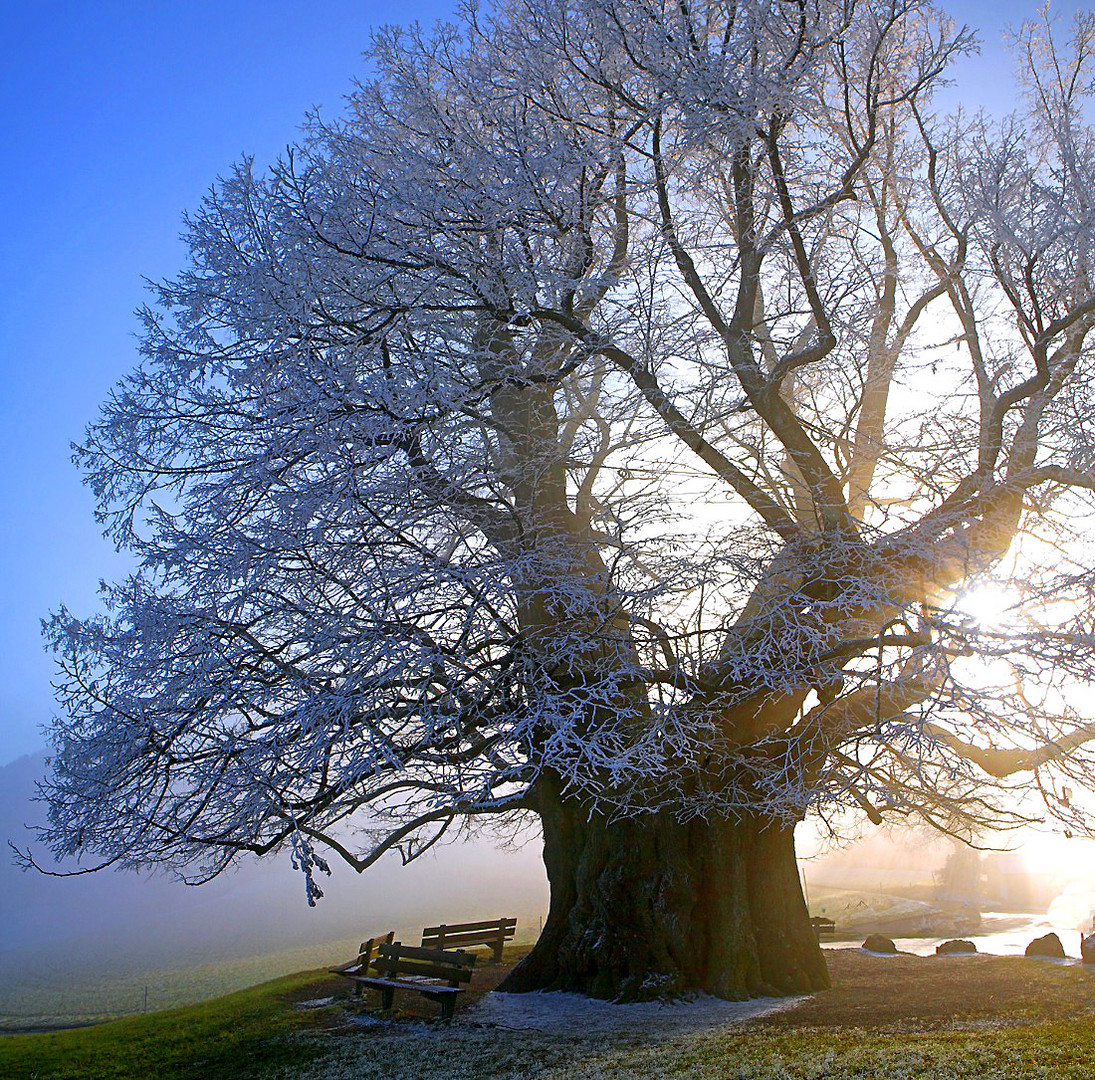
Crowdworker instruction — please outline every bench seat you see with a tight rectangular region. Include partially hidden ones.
[351,942,476,1019]
[350,976,464,998]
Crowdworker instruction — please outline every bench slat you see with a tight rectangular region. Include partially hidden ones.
[420,930,511,948]
[371,942,475,986]
[372,959,475,984]
[350,976,463,995]
[378,943,474,964]
[421,918,517,935]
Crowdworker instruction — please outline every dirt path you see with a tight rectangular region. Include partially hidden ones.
[749,948,1095,1031]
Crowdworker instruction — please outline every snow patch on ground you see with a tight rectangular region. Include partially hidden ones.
[341,1011,385,1027]
[463,990,806,1034]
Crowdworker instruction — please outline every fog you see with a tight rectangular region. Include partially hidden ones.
[799,821,1095,942]
[0,751,548,1021]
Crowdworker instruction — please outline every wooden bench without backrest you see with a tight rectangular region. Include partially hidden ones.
[328,931,395,995]
[420,917,517,963]
[349,942,476,1020]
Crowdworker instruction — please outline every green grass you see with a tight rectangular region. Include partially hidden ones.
[0,969,337,1080]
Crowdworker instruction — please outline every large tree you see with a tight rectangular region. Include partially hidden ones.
[32,0,1095,999]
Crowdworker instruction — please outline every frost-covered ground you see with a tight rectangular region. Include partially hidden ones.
[277,992,815,1080]
[464,989,804,1033]
[277,1012,1061,1080]
[272,956,1095,1080]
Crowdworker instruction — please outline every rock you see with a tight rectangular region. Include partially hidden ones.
[1081,934,1095,965]
[862,934,897,954]
[1025,932,1066,959]
[936,938,977,955]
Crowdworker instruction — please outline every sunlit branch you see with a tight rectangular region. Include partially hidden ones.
[921,721,1095,779]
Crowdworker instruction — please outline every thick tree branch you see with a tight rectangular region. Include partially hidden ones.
[921,721,1095,779]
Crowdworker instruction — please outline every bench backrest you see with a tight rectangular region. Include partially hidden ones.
[372,942,476,987]
[357,930,395,968]
[421,917,517,952]
[329,930,396,976]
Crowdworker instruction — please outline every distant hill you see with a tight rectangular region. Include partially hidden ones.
[0,751,548,1020]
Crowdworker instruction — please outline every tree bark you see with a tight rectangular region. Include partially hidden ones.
[499,772,830,1001]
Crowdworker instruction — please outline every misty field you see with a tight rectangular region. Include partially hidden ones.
[0,937,369,1031]
[3,950,1095,1079]
[0,922,545,1029]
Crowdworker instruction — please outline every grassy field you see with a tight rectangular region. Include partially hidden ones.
[0,938,365,1028]
[0,933,453,1030]
[0,969,339,1080]
[3,950,1095,1079]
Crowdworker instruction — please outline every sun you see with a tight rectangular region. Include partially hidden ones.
[955,583,1019,631]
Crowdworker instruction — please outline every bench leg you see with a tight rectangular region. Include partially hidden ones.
[492,940,503,963]
[441,995,456,1020]
[380,987,395,1011]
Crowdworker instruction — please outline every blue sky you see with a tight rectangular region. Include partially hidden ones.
[0,0,1069,765]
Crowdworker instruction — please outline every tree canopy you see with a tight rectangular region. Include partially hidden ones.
[33,0,1095,920]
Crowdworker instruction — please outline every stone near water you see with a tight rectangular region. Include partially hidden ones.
[1024,932,1065,959]
[936,939,977,955]
[862,934,897,954]
[1081,934,1095,965]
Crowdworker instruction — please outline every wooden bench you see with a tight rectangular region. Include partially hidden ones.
[421,917,517,963]
[349,942,476,1019]
[329,931,395,995]
[810,916,836,940]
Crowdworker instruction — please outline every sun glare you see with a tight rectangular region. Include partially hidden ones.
[955,584,1019,630]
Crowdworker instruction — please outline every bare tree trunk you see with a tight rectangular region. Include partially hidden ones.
[500,772,829,1000]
